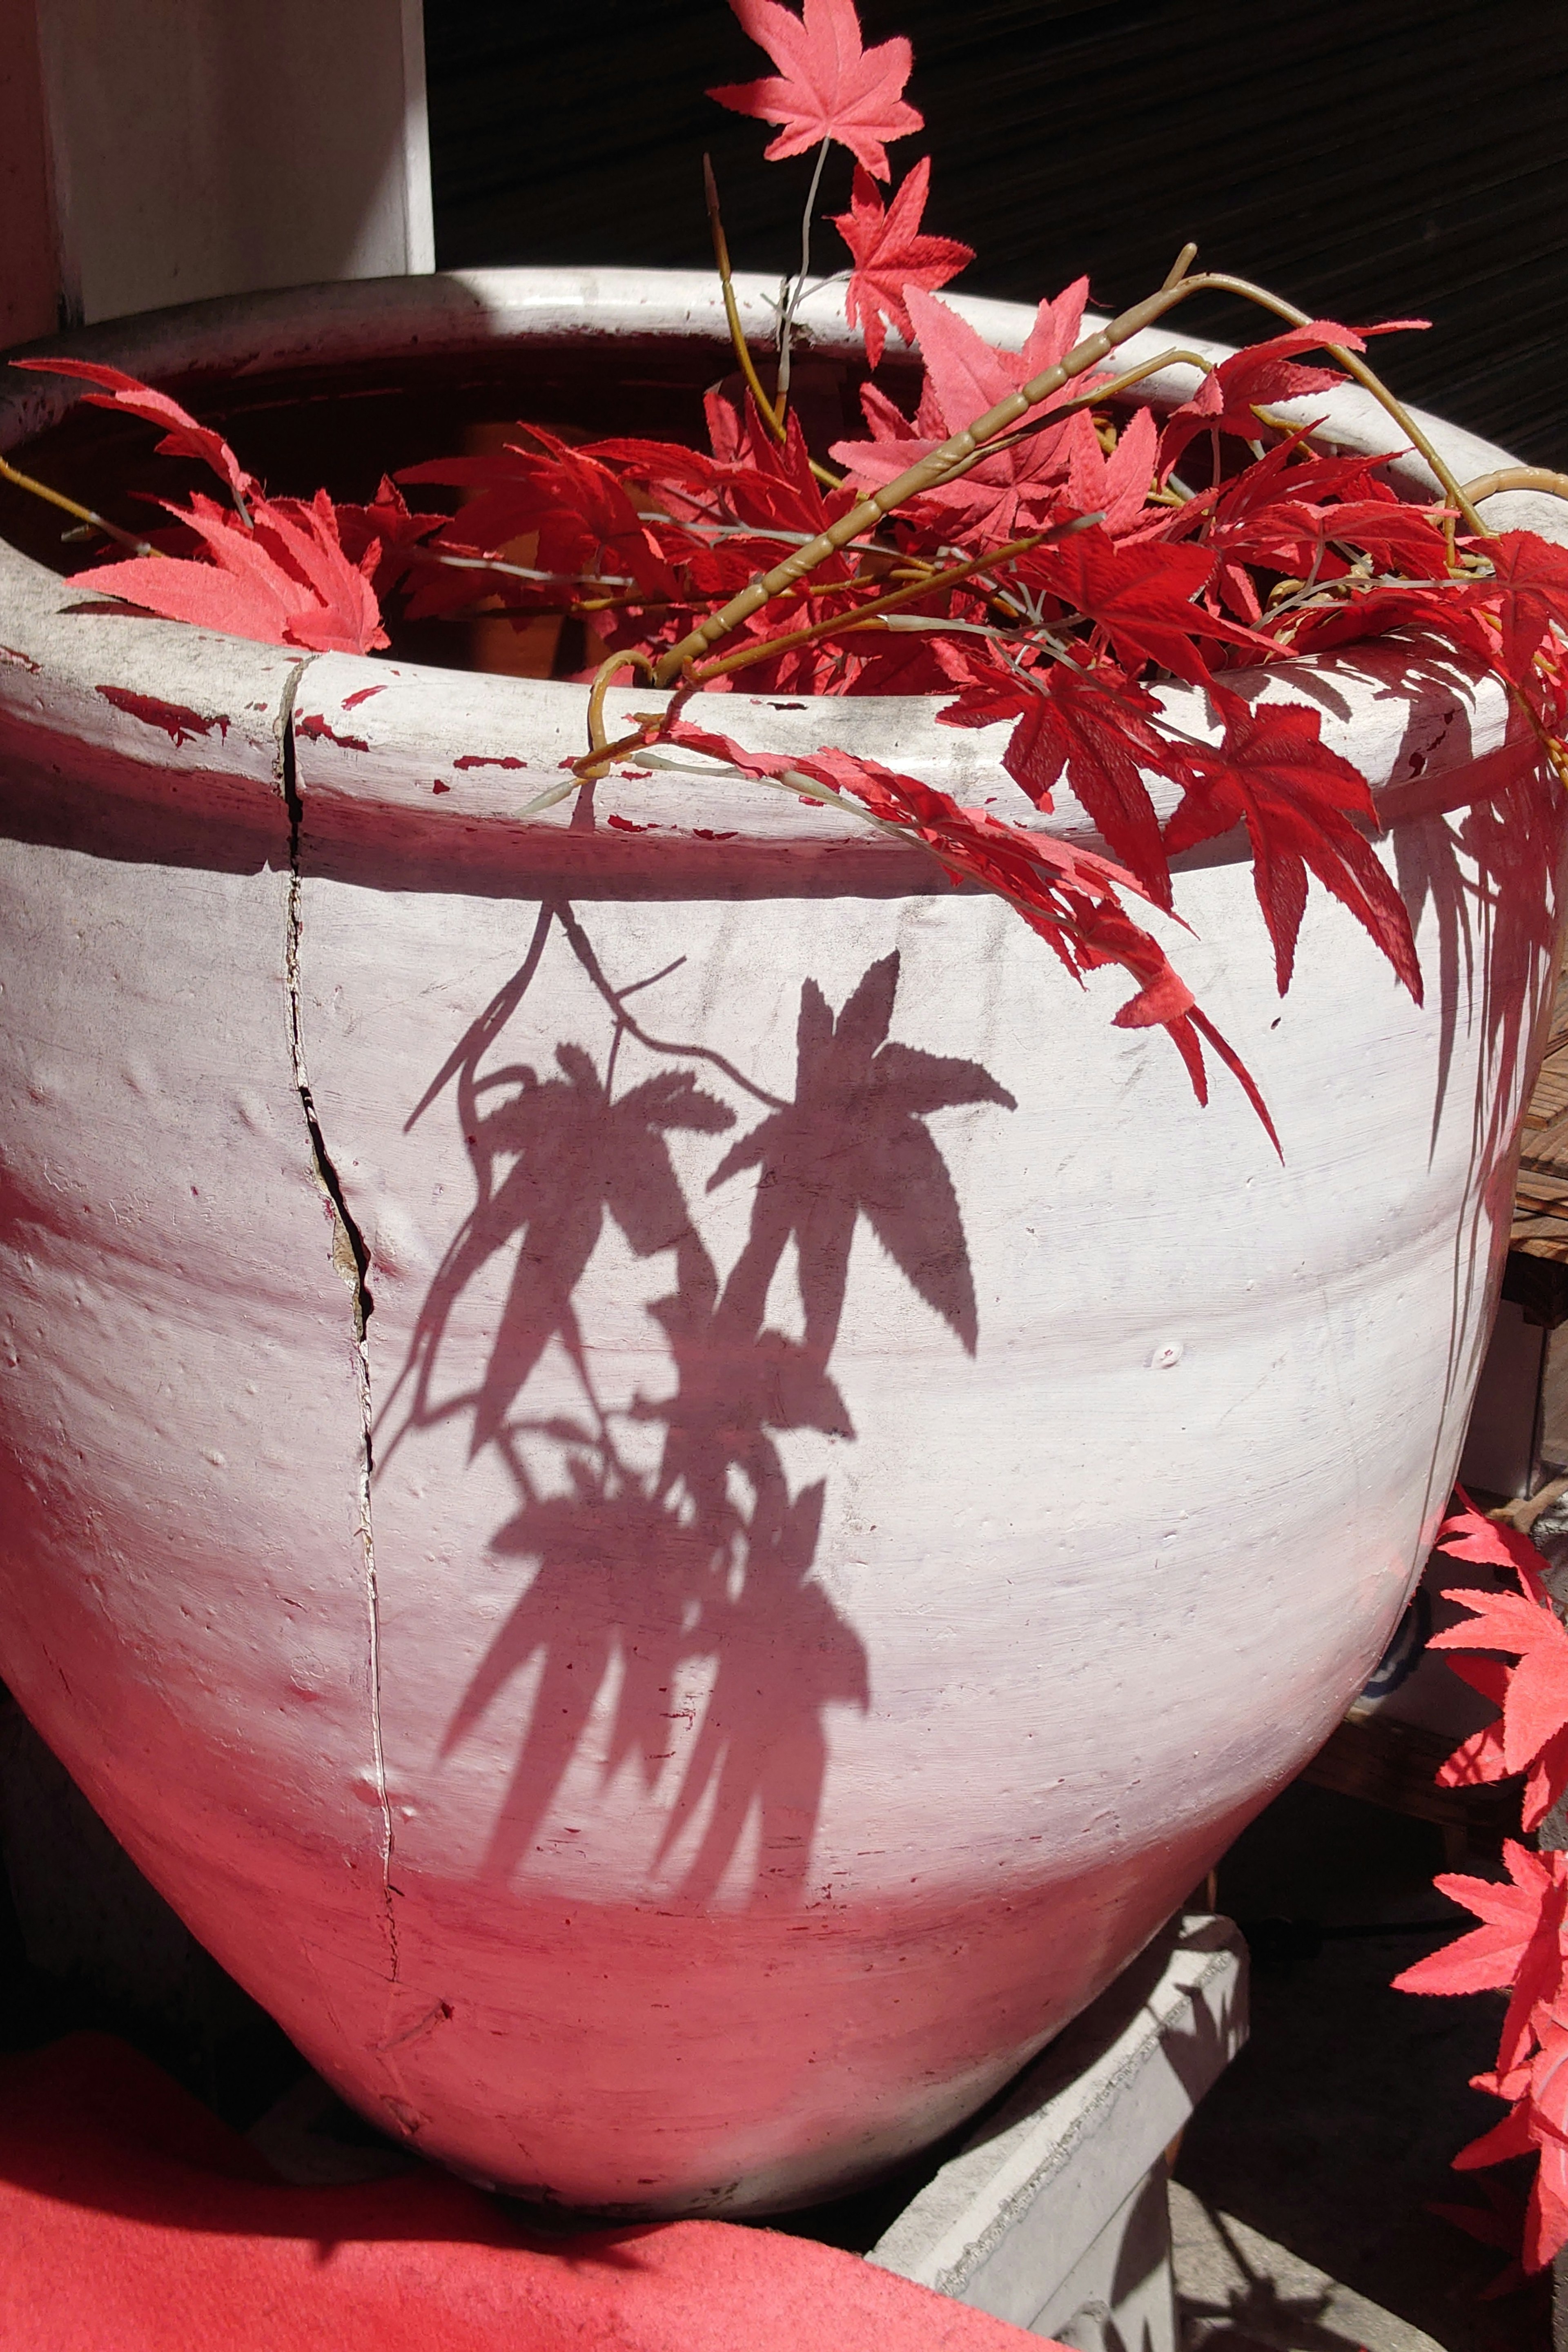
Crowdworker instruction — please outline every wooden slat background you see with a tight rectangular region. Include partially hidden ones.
[423,0,1568,468]
[1515,964,1568,1265]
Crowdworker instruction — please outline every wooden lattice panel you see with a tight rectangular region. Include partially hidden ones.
[1515,961,1568,1262]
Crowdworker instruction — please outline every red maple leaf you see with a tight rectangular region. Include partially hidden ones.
[940,662,1189,906]
[1425,1506,1568,1829]
[1440,1655,1568,1833]
[1433,1494,1552,1594]
[1526,2020,1568,2272]
[1163,438,1454,622]
[325,474,447,596]
[14,355,257,509]
[1455,2004,1568,2273]
[1019,528,1276,687]
[1157,319,1427,479]
[830,280,1110,543]
[832,157,973,366]
[401,429,678,606]
[83,488,388,655]
[1401,1844,1568,2145]
[1277,580,1499,666]
[1395,1841,1568,2075]
[1456,530,1568,688]
[1162,685,1421,998]
[709,0,922,179]
[1311,498,1454,577]
[1060,408,1163,541]
[1435,1656,1514,1783]
[696,394,858,544]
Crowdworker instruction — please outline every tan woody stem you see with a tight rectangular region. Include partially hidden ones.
[0,450,159,556]
[704,155,787,443]
[1459,466,1568,508]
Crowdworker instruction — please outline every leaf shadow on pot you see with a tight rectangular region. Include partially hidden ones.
[1375,683,1567,1542]
[376,905,1016,1910]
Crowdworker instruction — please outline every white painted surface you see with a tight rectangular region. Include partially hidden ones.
[16,0,433,330]
[0,272,1563,2213]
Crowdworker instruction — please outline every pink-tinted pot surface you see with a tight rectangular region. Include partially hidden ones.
[0,271,1565,2215]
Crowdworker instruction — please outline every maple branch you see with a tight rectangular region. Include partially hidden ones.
[580,649,660,778]
[0,450,159,557]
[687,513,1101,684]
[1459,466,1568,509]
[651,268,1464,684]
[933,349,1214,485]
[704,154,787,442]
[514,653,663,814]
[690,535,1045,682]
[403,548,635,590]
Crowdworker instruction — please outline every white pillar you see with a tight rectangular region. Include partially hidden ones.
[3,0,434,340]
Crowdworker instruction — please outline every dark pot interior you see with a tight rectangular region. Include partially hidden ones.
[0,332,924,680]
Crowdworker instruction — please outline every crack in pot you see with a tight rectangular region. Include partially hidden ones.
[278,662,403,2011]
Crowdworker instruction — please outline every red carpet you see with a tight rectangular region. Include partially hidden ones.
[0,2036,1057,2350]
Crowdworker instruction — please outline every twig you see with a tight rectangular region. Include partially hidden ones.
[775,134,831,419]
[580,650,660,779]
[1173,272,1483,532]
[0,450,159,557]
[403,548,635,589]
[704,154,786,443]
[514,653,662,816]
[1459,466,1568,509]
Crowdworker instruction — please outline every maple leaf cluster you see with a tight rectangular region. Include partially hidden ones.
[21,0,1568,1130]
[1395,1498,1568,2276]
[14,359,401,655]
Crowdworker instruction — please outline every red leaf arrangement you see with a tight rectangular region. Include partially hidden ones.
[1398,1495,1568,2278]
[709,0,922,178]
[16,361,390,656]
[1163,686,1423,1000]
[1426,1500,1568,1834]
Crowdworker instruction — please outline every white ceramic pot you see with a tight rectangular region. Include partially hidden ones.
[0,270,1564,2214]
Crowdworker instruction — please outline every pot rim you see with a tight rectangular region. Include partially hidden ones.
[0,265,1552,871]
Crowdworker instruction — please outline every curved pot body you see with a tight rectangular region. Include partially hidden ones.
[0,272,1564,2214]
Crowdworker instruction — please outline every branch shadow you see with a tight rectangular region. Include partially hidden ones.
[378,914,1015,1911]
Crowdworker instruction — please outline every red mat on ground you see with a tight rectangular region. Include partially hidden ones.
[0,2036,1058,2350]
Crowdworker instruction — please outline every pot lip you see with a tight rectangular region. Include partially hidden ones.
[0,265,1550,869]
[0,261,1535,494]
